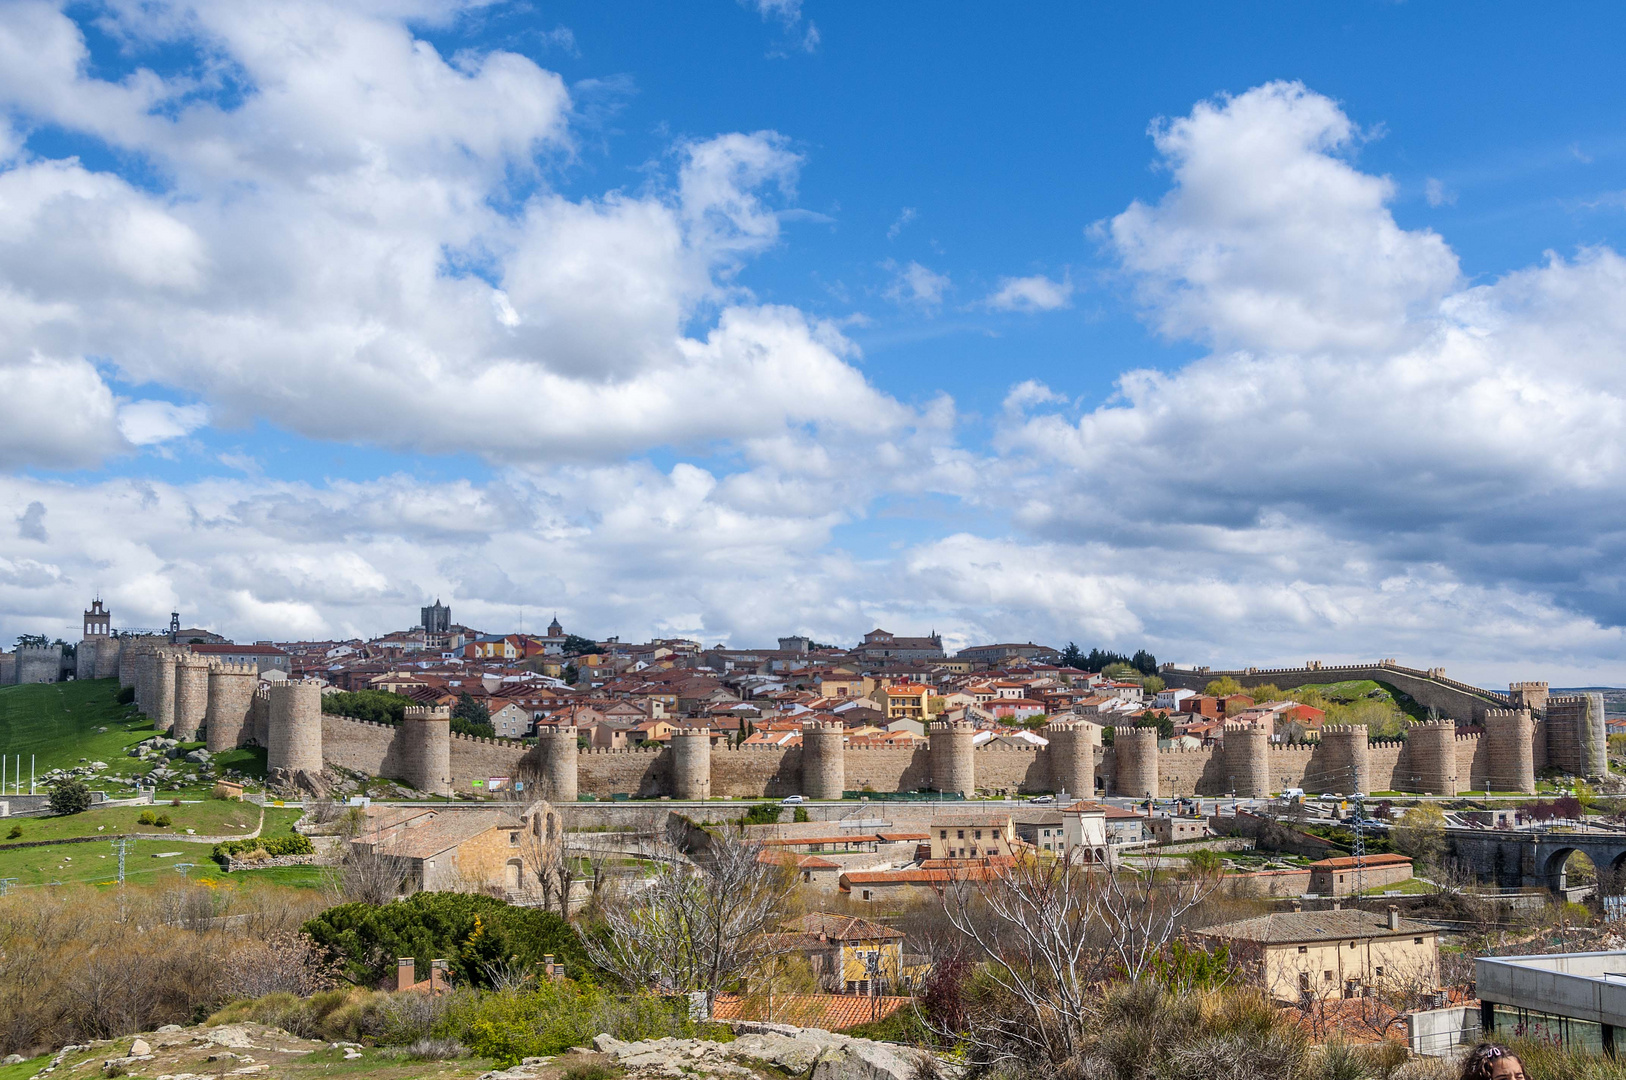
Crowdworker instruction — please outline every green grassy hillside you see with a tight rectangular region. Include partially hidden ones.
[0,678,267,791]
[0,678,152,778]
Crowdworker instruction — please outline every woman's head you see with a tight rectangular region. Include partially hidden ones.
[1460,1042,1526,1080]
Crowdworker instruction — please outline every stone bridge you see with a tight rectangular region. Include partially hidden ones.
[1447,827,1626,893]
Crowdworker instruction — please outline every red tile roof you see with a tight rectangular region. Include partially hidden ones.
[710,993,909,1031]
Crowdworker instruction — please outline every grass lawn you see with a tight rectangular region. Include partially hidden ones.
[2,800,261,842]
[0,807,312,891]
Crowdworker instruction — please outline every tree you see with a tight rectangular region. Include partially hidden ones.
[563,663,579,685]
[1130,649,1158,675]
[1142,674,1166,694]
[1060,643,1083,670]
[14,634,47,650]
[517,801,574,915]
[304,891,586,988]
[1391,803,1446,872]
[938,849,1221,1067]
[1204,676,1245,698]
[451,693,495,738]
[49,778,91,816]
[321,689,413,725]
[561,634,599,657]
[586,829,796,1014]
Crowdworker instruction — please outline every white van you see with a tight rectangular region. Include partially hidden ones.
[1281,787,1305,799]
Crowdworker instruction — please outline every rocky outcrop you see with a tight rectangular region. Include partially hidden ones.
[579,1025,953,1080]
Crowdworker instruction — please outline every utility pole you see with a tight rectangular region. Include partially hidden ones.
[113,836,129,886]
[1351,794,1367,899]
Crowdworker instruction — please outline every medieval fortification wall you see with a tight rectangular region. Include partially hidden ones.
[102,649,1595,800]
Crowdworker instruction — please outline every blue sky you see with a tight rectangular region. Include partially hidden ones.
[2,1,1625,684]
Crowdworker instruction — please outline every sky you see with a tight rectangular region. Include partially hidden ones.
[2,1,1626,685]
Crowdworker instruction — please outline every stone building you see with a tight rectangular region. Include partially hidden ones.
[1199,907,1439,1003]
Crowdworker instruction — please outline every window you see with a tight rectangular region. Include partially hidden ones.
[509,832,519,846]
[957,830,965,839]
[1297,946,1308,954]
[1349,941,1357,949]
[1375,967,1385,978]
[862,890,872,901]
[1323,970,1333,982]
[974,830,983,839]
[1299,973,1311,992]
[940,830,948,839]
[1414,937,1425,945]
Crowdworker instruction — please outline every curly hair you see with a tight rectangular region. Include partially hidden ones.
[1459,1042,1521,1080]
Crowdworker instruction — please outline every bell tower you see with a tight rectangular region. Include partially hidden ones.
[83,598,111,639]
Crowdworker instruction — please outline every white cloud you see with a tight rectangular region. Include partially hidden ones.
[1425,177,1456,207]
[886,207,916,241]
[986,273,1073,313]
[1107,81,1460,356]
[973,83,1626,677]
[117,401,211,447]
[884,260,951,308]
[0,3,898,466]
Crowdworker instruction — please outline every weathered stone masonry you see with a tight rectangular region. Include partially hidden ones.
[113,650,1595,799]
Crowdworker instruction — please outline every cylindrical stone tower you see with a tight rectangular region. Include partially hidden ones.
[1223,721,1272,798]
[929,720,976,798]
[1045,720,1098,800]
[172,653,211,742]
[1546,694,1609,778]
[800,720,845,800]
[534,724,580,803]
[266,681,323,781]
[399,705,452,795]
[151,650,177,733]
[1407,720,1459,796]
[1482,708,1536,794]
[1113,726,1160,799]
[205,661,259,753]
[1318,725,1371,796]
[669,728,712,800]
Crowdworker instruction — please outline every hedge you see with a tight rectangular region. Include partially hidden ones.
[211,832,315,865]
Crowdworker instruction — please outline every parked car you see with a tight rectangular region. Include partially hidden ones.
[780,795,806,805]
[1028,794,1055,804]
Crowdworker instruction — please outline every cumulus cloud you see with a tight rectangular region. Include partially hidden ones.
[1107,81,1460,356]
[884,260,951,309]
[0,2,898,467]
[986,273,1073,313]
[980,82,1626,676]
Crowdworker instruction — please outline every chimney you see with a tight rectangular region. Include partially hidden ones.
[1291,900,1302,913]
[396,957,416,992]
[430,958,448,995]
[1388,905,1401,931]
[1332,899,1342,910]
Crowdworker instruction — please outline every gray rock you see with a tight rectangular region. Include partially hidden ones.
[3,1053,23,1064]
[185,750,211,764]
[810,1040,932,1080]
[129,1038,152,1057]
[157,1024,184,1032]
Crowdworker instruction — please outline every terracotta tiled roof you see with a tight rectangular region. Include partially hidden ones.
[711,993,909,1031]
[375,810,520,860]
[1307,853,1412,871]
[1199,909,1439,945]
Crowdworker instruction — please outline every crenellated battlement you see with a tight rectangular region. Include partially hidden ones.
[801,720,843,733]
[404,705,451,721]
[1320,725,1368,737]
[206,659,259,677]
[930,720,977,733]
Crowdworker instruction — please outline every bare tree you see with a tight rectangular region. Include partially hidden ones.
[938,849,1220,1068]
[338,845,413,904]
[518,801,574,912]
[586,829,796,1014]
